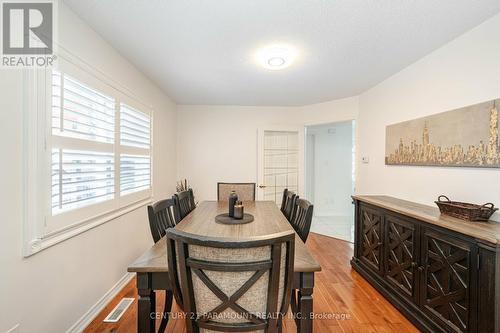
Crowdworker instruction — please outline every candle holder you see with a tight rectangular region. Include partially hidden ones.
[215,201,254,224]
[234,201,244,219]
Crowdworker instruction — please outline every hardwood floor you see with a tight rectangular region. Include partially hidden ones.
[83,233,420,333]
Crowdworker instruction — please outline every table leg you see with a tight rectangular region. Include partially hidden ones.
[298,272,314,333]
[137,273,156,333]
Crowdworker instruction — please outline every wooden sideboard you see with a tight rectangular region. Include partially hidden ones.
[351,195,500,333]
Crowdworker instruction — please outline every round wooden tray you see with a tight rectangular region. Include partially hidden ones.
[215,213,254,225]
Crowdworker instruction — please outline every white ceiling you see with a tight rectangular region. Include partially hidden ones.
[63,0,500,106]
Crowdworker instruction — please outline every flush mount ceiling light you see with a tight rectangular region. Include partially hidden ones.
[255,44,297,70]
[268,57,285,67]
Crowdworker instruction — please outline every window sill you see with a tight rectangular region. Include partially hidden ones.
[24,198,152,257]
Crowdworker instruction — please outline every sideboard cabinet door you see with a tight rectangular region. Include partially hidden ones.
[384,214,418,302]
[420,228,474,333]
[359,204,384,275]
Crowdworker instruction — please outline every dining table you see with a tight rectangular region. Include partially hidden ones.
[128,200,322,333]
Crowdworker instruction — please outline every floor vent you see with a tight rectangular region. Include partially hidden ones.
[103,297,134,323]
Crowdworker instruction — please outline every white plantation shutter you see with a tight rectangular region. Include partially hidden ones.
[52,71,115,143]
[51,71,116,216]
[48,68,153,232]
[119,103,152,196]
[120,154,151,195]
[120,104,151,148]
[23,55,154,256]
[52,149,115,213]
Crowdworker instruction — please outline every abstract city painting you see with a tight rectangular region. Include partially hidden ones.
[385,99,500,168]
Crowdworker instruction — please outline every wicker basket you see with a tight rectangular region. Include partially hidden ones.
[435,195,498,222]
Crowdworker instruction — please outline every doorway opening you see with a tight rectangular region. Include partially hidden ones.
[305,120,355,242]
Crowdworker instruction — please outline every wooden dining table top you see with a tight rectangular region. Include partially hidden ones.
[128,200,321,273]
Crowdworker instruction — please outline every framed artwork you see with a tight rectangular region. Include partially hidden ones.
[385,99,499,168]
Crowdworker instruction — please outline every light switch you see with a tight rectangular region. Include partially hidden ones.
[361,156,369,164]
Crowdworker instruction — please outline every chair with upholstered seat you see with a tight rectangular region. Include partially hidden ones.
[175,189,196,220]
[280,189,297,222]
[166,228,295,333]
[146,198,179,332]
[290,198,314,243]
[217,182,256,202]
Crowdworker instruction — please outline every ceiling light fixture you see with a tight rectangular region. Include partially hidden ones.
[268,57,285,67]
[255,44,297,70]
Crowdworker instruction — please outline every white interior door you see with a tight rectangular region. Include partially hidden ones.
[257,129,304,203]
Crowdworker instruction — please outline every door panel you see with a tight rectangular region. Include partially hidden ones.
[359,204,384,274]
[421,229,472,333]
[257,130,301,204]
[384,214,417,301]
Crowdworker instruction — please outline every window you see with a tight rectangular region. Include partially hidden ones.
[51,149,115,214]
[51,71,116,214]
[120,103,151,148]
[120,154,151,195]
[119,103,151,196]
[51,71,115,143]
[24,55,153,256]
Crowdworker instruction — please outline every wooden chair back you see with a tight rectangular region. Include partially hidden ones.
[175,189,196,220]
[147,198,179,243]
[280,189,297,222]
[217,182,256,201]
[290,198,314,243]
[166,229,295,333]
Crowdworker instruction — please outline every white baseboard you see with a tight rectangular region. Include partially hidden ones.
[66,272,135,333]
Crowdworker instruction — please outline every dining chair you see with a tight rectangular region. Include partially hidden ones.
[166,229,295,333]
[147,198,180,243]
[280,188,297,222]
[217,182,256,201]
[290,198,314,243]
[146,198,179,332]
[175,189,196,220]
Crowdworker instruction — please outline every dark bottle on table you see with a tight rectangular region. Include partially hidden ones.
[228,191,238,217]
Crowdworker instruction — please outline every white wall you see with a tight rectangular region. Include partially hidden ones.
[177,97,358,201]
[0,3,177,333]
[307,121,354,216]
[357,12,500,220]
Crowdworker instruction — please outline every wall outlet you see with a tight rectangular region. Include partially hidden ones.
[361,156,370,164]
[6,324,20,333]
